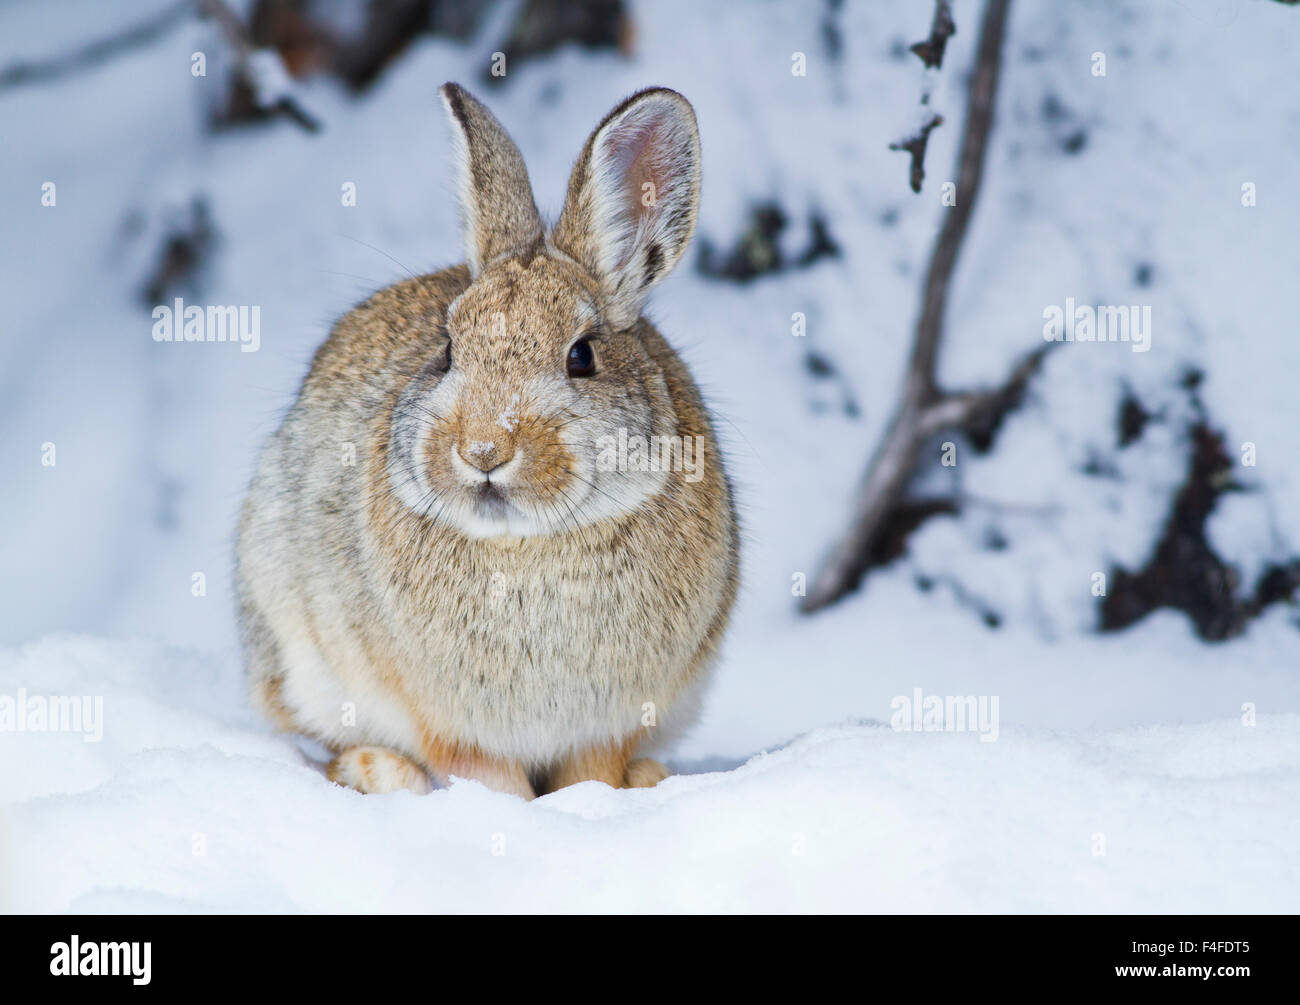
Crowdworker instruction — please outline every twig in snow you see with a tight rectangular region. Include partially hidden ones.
[801,0,1045,615]
[910,0,957,69]
[889,114,944,194]
[0,0,194,96]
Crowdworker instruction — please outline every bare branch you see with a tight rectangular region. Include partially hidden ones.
[0,1,194,96]
[801,0,1022,615]
[906,0,1009,402]
[889,1,957,193]
[889,114,943,194]
[917,343,1053,439]
[911,0,956,70]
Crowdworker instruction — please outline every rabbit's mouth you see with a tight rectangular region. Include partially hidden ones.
[472,481,511,520]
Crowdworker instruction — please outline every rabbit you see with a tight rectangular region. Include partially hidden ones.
[234,82,739,799]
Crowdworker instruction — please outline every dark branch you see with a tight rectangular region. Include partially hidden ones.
[910,0,957,69]
[0,1,194,96]
[801,0,1025,615]
[907,0,1009,398]
[889,114,943,194]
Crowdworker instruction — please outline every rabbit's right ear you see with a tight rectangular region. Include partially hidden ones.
[440,82,543,278]
[552,88,701,330]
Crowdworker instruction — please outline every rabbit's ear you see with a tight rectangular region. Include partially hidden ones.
[440,82,543,278]
[552,88,701,329]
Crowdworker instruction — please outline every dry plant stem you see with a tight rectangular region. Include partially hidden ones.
[802,0,1035,615]
[911,0,957,70]
[890,114,944,194]
[0,0,194,95]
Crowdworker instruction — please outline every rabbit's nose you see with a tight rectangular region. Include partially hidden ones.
[456,437,515,475]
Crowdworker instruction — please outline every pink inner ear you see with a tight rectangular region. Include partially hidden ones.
[606,118,667,234]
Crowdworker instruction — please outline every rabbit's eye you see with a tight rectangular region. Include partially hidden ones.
[567,338,596,378]
[439,338,452,370]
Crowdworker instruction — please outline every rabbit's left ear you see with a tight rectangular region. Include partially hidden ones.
[552,88,701,330]
[440,82,543,278]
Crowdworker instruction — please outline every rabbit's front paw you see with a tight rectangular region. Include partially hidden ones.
[544,743,670,793]
[327,746,433,794]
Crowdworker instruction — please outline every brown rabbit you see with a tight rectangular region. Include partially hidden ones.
[235,82,738,798]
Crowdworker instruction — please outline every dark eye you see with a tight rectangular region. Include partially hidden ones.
[567,337,596,378]
[439,335,452,370]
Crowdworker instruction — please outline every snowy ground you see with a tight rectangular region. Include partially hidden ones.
[2,0,1299,912]
[3,637,1298,913]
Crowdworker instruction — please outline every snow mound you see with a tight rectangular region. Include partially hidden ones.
[3,637,1296,913]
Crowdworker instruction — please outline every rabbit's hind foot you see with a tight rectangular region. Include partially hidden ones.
[541,739,670,794]
[624,758,669,788]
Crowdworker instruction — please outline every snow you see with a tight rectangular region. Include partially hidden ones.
[2,0,1299,912]
[3,636,1297,913]
[497,393,522,432]
[243,49,296,109]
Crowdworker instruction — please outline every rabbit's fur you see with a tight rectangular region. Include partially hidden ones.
[235,84,738,798]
